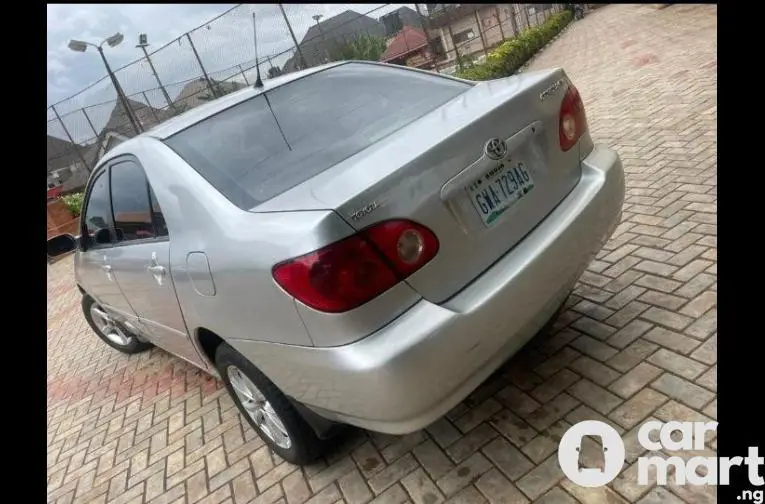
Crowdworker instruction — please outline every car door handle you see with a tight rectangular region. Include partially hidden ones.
[148,263,166,286]
[148,252,166,285]
[100,254,114,280]
[100,264,113,281]
[148,265,165,275]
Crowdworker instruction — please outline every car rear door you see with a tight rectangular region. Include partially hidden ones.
[77,167,137,324]
[105,156,207,368]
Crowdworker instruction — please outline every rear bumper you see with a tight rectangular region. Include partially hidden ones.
[229,145,625,434]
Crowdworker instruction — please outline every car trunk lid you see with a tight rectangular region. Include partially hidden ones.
[257,68,584,304]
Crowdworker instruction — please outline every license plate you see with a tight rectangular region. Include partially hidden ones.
[466,161,535,227]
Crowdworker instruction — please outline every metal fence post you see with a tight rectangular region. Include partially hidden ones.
[474,9,488,58]
[185,33,218,99]
[142,92,161,123]
[279,4,307,70]
[508,4,519,36]
[81,107,99,140]
[494,6,505,40]
[51,105,91,173]
[510,4,521,37]
[445,6,466,70]
[238,64,250,85]
[139,45,177,113]
[81,107,100,169]
[446,24,461,71]
[522,5,531,30]
[414,4,441,72]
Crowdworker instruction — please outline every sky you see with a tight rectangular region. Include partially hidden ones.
[47,3,416,141]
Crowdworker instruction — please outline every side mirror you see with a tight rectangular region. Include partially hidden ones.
[47,234,77,257]
[95,228,111,245]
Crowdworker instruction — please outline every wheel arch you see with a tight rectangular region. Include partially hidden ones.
[195,326,226,370]
[194,327,342,440]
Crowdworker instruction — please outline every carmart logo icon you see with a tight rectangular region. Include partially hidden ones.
[558,420,626,487]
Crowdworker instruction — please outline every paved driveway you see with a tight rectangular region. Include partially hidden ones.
[47,5,717,504]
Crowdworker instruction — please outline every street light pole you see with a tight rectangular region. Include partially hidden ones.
[312,14,331,63]
[68,33,142,136]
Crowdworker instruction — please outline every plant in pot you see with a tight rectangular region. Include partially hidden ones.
[61,192,84,218]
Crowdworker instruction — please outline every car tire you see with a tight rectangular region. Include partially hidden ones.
[215,342,324,465]
[82,296,153,354]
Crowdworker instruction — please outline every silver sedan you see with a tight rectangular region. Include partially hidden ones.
[47,61,624,464]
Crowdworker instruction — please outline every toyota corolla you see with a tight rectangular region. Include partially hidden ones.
[47,61,624,464]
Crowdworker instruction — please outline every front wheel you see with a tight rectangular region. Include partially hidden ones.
[215,342,324,464]
[82,296,153,354]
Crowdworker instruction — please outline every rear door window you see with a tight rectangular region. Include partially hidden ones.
[163,63,471,209]
[81,171,113,247]
[110,161,156,242]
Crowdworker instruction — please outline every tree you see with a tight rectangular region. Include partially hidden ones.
[329,33,387,62]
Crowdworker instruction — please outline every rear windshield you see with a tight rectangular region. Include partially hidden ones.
[163,63,471,209]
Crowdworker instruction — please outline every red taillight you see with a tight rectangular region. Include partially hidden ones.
[559,84,588,152]
[272,220,439,313]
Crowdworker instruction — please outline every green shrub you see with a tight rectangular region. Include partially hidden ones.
[455,10,572,81]
[329,33,387,62]
[61,192,84,217]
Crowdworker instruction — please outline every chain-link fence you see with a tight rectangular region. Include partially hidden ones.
[416,4,565,75]
[46,3,573,194]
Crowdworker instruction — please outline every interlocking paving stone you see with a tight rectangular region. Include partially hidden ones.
[609,363,664,399]
[608,389,668,430]
[47,5,716,503]
[650,374,715,410]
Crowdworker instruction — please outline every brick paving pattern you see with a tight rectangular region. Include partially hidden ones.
[47,4,717,503]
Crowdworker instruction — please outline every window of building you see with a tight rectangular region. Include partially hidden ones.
[452,29,475,45]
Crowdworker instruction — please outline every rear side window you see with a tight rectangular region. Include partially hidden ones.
[82,171,112,246]
[164,63,471,209]
[110,161,156,242]
[149,187,168,237]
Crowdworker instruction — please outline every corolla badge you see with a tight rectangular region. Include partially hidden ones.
[350,201,380,222]
[484,138,508,161]
[540,78,566,101]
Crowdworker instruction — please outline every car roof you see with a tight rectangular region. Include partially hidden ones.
[146,61,349,140]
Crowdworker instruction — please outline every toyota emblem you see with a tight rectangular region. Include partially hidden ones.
[484,138,507,161]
